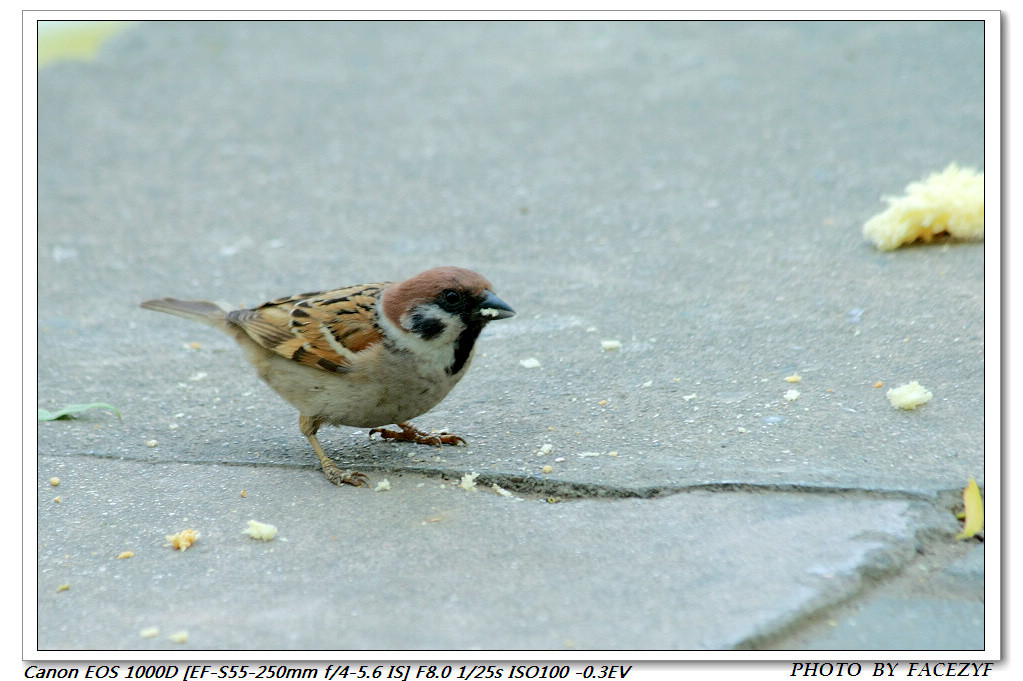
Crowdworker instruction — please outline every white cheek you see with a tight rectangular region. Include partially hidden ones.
[377,301,465,376]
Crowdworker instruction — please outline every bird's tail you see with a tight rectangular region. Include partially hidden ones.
[140,298,230,328]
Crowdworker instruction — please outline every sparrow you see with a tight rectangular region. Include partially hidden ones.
[141,266,515,487]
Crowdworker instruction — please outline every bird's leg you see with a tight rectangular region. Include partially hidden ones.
[369,422,466,446]
[300,415,367,487]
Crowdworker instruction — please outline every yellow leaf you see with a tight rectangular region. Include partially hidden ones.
[956,477,984,540]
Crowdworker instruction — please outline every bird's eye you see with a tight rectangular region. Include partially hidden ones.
[441,289,462,309]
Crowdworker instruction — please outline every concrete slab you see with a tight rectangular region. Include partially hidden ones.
[34,20,988,653]
[37,456,950,651]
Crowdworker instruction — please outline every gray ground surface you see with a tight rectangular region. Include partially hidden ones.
[35,20,986,653]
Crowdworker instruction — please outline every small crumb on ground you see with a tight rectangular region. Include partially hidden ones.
[242,520,277,541]
[165,529,199,551]
[459,472,479,491]
[492,483,514,497]
[887,381,933,409]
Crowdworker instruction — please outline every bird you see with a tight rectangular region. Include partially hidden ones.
[140,266,515,487]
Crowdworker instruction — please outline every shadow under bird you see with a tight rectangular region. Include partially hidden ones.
[141,266,515,486]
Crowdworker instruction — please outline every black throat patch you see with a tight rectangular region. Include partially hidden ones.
[449,324,483,376]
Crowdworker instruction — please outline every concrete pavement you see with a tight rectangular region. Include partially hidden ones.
[35,19,987,653]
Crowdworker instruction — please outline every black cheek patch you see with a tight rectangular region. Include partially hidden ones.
[408,311,446,340]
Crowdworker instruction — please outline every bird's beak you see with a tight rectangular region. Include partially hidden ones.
[477,291,516,320]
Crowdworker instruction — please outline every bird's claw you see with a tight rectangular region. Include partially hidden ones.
[370,423,466,447]
[322,462,368,487]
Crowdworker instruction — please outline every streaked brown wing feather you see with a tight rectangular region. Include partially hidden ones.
[226,283,390,373]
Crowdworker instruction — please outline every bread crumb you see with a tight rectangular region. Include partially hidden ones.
[56,583,70,592]
[519,357,542,369]
[458,472,479,491]
[542,465,553,474]
[240,489,247,498]
[784,389,800,401]
[117,551,134,560]
[491,483,514,497]
[49,477,60,487]
[784,374,801,383]
[601,339,621,351]
[374,479,391,492]
[168,631,189,644]
[887,381,933,409]
[242,520,277,541]
[873,380,884,388]
[140,627,159,638]
[608,451,618,457]
[165,529,199,551]
[145,440,158,448]
[863,163,984,250]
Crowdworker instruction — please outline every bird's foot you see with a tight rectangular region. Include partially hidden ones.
[321,460,368,487]
[370,422,466,447]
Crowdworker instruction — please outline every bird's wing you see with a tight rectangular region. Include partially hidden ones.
[226,283,391,373]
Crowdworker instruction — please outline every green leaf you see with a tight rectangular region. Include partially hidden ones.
[38,403,122,421]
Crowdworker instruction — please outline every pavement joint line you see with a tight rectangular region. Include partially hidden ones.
[732,567,900,651]
[733,538,983,651]
[40,452,968,508]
